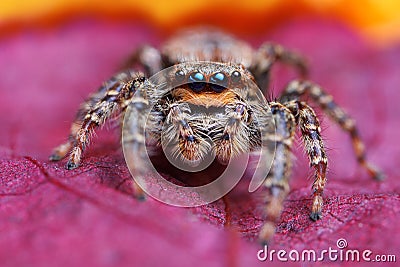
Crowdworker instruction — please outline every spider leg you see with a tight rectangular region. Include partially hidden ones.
[281,80,385,180]
[215,102,251,163]
[50,71,146,170]
[49,137,74,162]
[252,43,308,93]
[258,102,296,244]
[120,45,162,76]
[121,82,154,199]
[285,100,328,221]
[49,75,126,161]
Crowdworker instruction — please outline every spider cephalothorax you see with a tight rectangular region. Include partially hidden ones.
[149,62,266,165]
[50,28,384,243]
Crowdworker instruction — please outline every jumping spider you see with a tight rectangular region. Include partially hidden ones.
[50,28,384,243]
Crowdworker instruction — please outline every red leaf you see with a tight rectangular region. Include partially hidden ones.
[0,19,399,267]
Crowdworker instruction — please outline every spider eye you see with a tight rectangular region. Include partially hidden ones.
[175,70,186,82]
[210,72,228,93]
[188,72,206,92]
[231,70,241,83]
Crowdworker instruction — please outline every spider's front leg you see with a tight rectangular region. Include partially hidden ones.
[48,77,119,162]
[258,102,296,244]
[281,80,385,180]
[285,100,328,221]
[50,71,147,170]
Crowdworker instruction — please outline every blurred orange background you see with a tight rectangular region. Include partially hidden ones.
[1,0,400,47]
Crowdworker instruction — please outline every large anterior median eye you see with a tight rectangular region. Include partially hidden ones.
[188,72,206,92]
[210,72,228,93]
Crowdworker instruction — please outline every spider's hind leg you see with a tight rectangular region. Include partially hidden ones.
[251,43,308,94]
[120,45,162,76]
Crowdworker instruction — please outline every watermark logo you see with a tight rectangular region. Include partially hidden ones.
[257,238,397,263]
[122,62,277,207]
[336,238,348,249]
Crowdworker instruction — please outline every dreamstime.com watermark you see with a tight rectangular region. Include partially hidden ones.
[257,238,397,263]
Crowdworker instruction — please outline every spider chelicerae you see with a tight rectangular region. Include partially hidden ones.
[50,28,384,243]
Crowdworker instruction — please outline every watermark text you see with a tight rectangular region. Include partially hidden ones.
[257,238,396,263]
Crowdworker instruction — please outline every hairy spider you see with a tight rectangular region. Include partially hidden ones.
[50,28,384,243]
